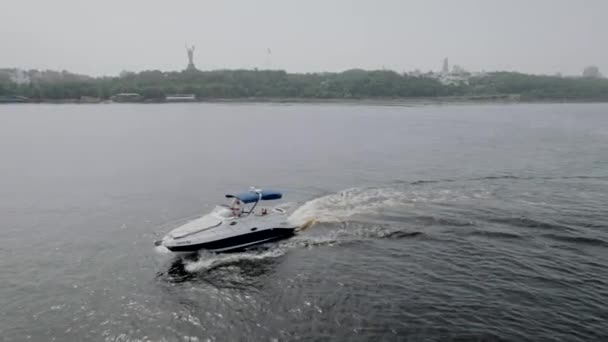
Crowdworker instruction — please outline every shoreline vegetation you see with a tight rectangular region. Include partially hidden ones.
[1,68,608,104]
[4,96,606,105]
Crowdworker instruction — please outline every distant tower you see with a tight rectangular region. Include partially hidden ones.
[582,65,602,78]
[442,58,449,74]
[185,44,197,71]
[265,48,272,69]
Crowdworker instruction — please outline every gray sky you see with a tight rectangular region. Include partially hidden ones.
[2,0,607,76]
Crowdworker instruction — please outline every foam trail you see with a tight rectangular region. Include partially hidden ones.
[288,186,491,226]
[183,247,287,273]
[288,187,411,225]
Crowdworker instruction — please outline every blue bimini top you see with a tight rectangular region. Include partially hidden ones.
[225,189,283,203]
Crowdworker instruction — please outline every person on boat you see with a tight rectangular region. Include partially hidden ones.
[231,198,242,217]
[261,208,268,216]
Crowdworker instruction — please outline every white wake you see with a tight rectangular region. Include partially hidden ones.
[287,186,491,226]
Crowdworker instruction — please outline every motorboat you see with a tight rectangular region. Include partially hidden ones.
[155,188,303,253]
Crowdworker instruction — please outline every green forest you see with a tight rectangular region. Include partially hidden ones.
[1,68,608,102]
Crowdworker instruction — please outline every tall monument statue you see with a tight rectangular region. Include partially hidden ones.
[442,57,449,74]
[185,44,197,71]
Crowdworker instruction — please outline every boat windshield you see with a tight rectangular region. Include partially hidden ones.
[211,205,233,218]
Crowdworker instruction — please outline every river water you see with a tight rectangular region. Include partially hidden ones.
[1,103,607,341]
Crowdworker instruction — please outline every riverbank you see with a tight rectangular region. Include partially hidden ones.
[3,70,608,105]
[4,95,608,105]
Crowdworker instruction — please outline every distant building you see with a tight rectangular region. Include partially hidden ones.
[9,69,31,85]
[582,66,602,79]
[438,74,469,86]
[79,96,102,103]
[428,61,472,85]
[409,69,423,77]
[165,94,196,102]
[0,95,29,103]
[0,69,31,85]
[452,65,466,75]
[110,93,143,102]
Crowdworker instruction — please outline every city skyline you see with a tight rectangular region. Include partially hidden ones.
[1,0,607,77]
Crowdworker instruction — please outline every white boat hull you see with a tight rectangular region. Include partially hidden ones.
[159,204,298,253]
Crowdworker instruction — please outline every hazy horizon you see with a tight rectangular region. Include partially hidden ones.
[2,0,607,77]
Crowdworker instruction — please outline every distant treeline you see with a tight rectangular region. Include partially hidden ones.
[1,69,608,101]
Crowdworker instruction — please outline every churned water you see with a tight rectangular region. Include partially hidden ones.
[1,103,607,341]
